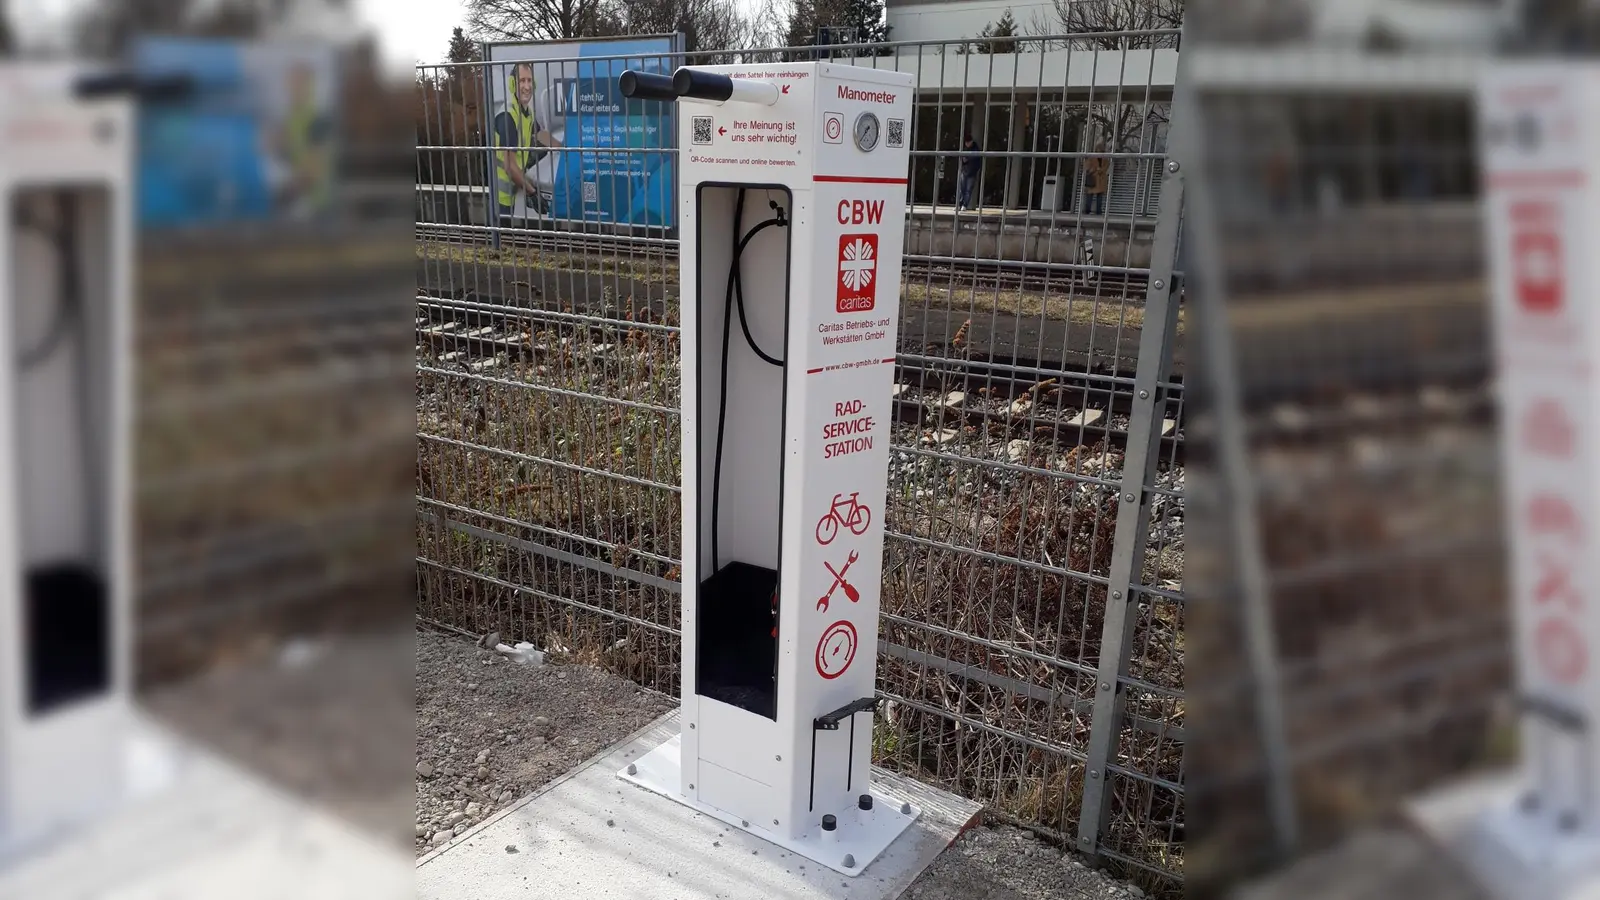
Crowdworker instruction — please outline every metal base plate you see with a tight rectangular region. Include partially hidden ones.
[619,732,921,876]
[1408,769,1600,900]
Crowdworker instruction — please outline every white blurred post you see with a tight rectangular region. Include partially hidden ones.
[1471,61,1600,899]
[0,62,134,863]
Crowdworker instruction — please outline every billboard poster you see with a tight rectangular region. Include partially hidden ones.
[131,36,339,228]
[484,35,680,228]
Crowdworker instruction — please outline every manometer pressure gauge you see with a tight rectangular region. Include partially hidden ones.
[852,112,880,152]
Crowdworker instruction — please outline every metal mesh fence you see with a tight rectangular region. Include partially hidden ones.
[414,32,1186,890]
[1181,50,1510,890]
[137,225,416,683]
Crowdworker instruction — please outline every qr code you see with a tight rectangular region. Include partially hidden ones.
[692,116,713,145]
[886,118,905,148]
[581,181,598,203]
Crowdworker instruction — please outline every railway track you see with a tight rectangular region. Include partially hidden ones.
[414,223,1157,299]
[415,291,1182,463]
[416,286,1496,472]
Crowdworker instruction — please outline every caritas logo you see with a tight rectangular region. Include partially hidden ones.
[1511,199,1563,315]
[837,233,878,313]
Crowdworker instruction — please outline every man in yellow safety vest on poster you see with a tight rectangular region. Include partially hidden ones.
[274,61,332,219]
[494,61,561,224]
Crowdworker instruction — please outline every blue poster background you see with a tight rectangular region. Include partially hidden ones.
[131,36,338,229]
[556,40,674,226]
[487,36,677,228]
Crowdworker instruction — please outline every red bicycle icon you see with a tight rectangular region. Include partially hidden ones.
[816,492,871,546]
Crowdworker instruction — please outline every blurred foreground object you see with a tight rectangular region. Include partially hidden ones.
[1406,61,1600,900]
[1178,32,1509,899]
[0,58,138,861]
[0,57,412,897]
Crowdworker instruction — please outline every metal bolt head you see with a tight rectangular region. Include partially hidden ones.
[775,755,782,761]
[1080,835,1092,846]
[626,763,637,776]
[1090,769,1100,779]
[842,853,857,868]
[689,723,695,729]
[1152,279,1164,290]
[1111,590,1122,600]
[1100,681,1111,691]
[773,818,780,826]
[1138,390,1149,399]
[1122,492,1135,503]
[901,801,913,815]
[1166,160,1179,173]
[689,783,695,789]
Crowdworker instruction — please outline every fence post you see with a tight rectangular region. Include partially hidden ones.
[1074,105,1187,861]
[1178,63,1300,857]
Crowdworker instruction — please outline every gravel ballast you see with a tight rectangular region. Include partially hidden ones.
[904,825,1148,900]
[414,627,672,854]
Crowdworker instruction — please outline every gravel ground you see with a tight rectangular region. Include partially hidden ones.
[145,626,415,850]
[413,627,673,854]
[414,628,1153,898]
[1231,828,1485,900]
[904,825,1149,900]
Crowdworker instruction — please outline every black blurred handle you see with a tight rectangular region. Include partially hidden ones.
[618,70,677,102]
[672,67,733,102]
[74,71,196,102]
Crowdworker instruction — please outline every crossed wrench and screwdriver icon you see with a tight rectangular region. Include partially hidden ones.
[817,550,860,612]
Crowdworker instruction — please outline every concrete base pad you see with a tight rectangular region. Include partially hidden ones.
[417,710,984,900]
[0,712,411,899]
[620,732,920,876]
[1407,768,1600,900]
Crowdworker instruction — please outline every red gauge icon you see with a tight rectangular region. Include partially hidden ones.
[816,620,858,679]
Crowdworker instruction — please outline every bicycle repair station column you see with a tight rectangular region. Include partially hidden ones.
[0,62,139,860]
[615,60,917,876]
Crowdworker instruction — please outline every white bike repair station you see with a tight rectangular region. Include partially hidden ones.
[616,61,924,876]
[1412,63,1600,900]
[0,64,413,898]
[0,62,139,863]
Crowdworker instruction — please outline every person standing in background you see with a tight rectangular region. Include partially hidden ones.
[1083,141,1109,216]
[957,132,981,211]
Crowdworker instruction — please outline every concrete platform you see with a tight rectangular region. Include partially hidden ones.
[0,712,411,899]
[1408,768,1600,900]
[416,710,984,900]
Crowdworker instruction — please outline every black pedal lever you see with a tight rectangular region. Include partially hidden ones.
[813,697,878,731]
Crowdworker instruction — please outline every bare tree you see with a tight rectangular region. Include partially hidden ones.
[465,0,617,42]
[957,9,1019,54]
[1029,0,1183,49]
[782,0,891,59]
[73,0,261,55]
[608,0,755,55]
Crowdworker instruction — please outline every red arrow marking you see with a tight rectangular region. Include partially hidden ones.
[781,84,791,94]
[717,126,726,136]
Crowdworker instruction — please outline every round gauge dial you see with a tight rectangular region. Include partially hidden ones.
[816,620,858,680]
[853,112,880,152]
